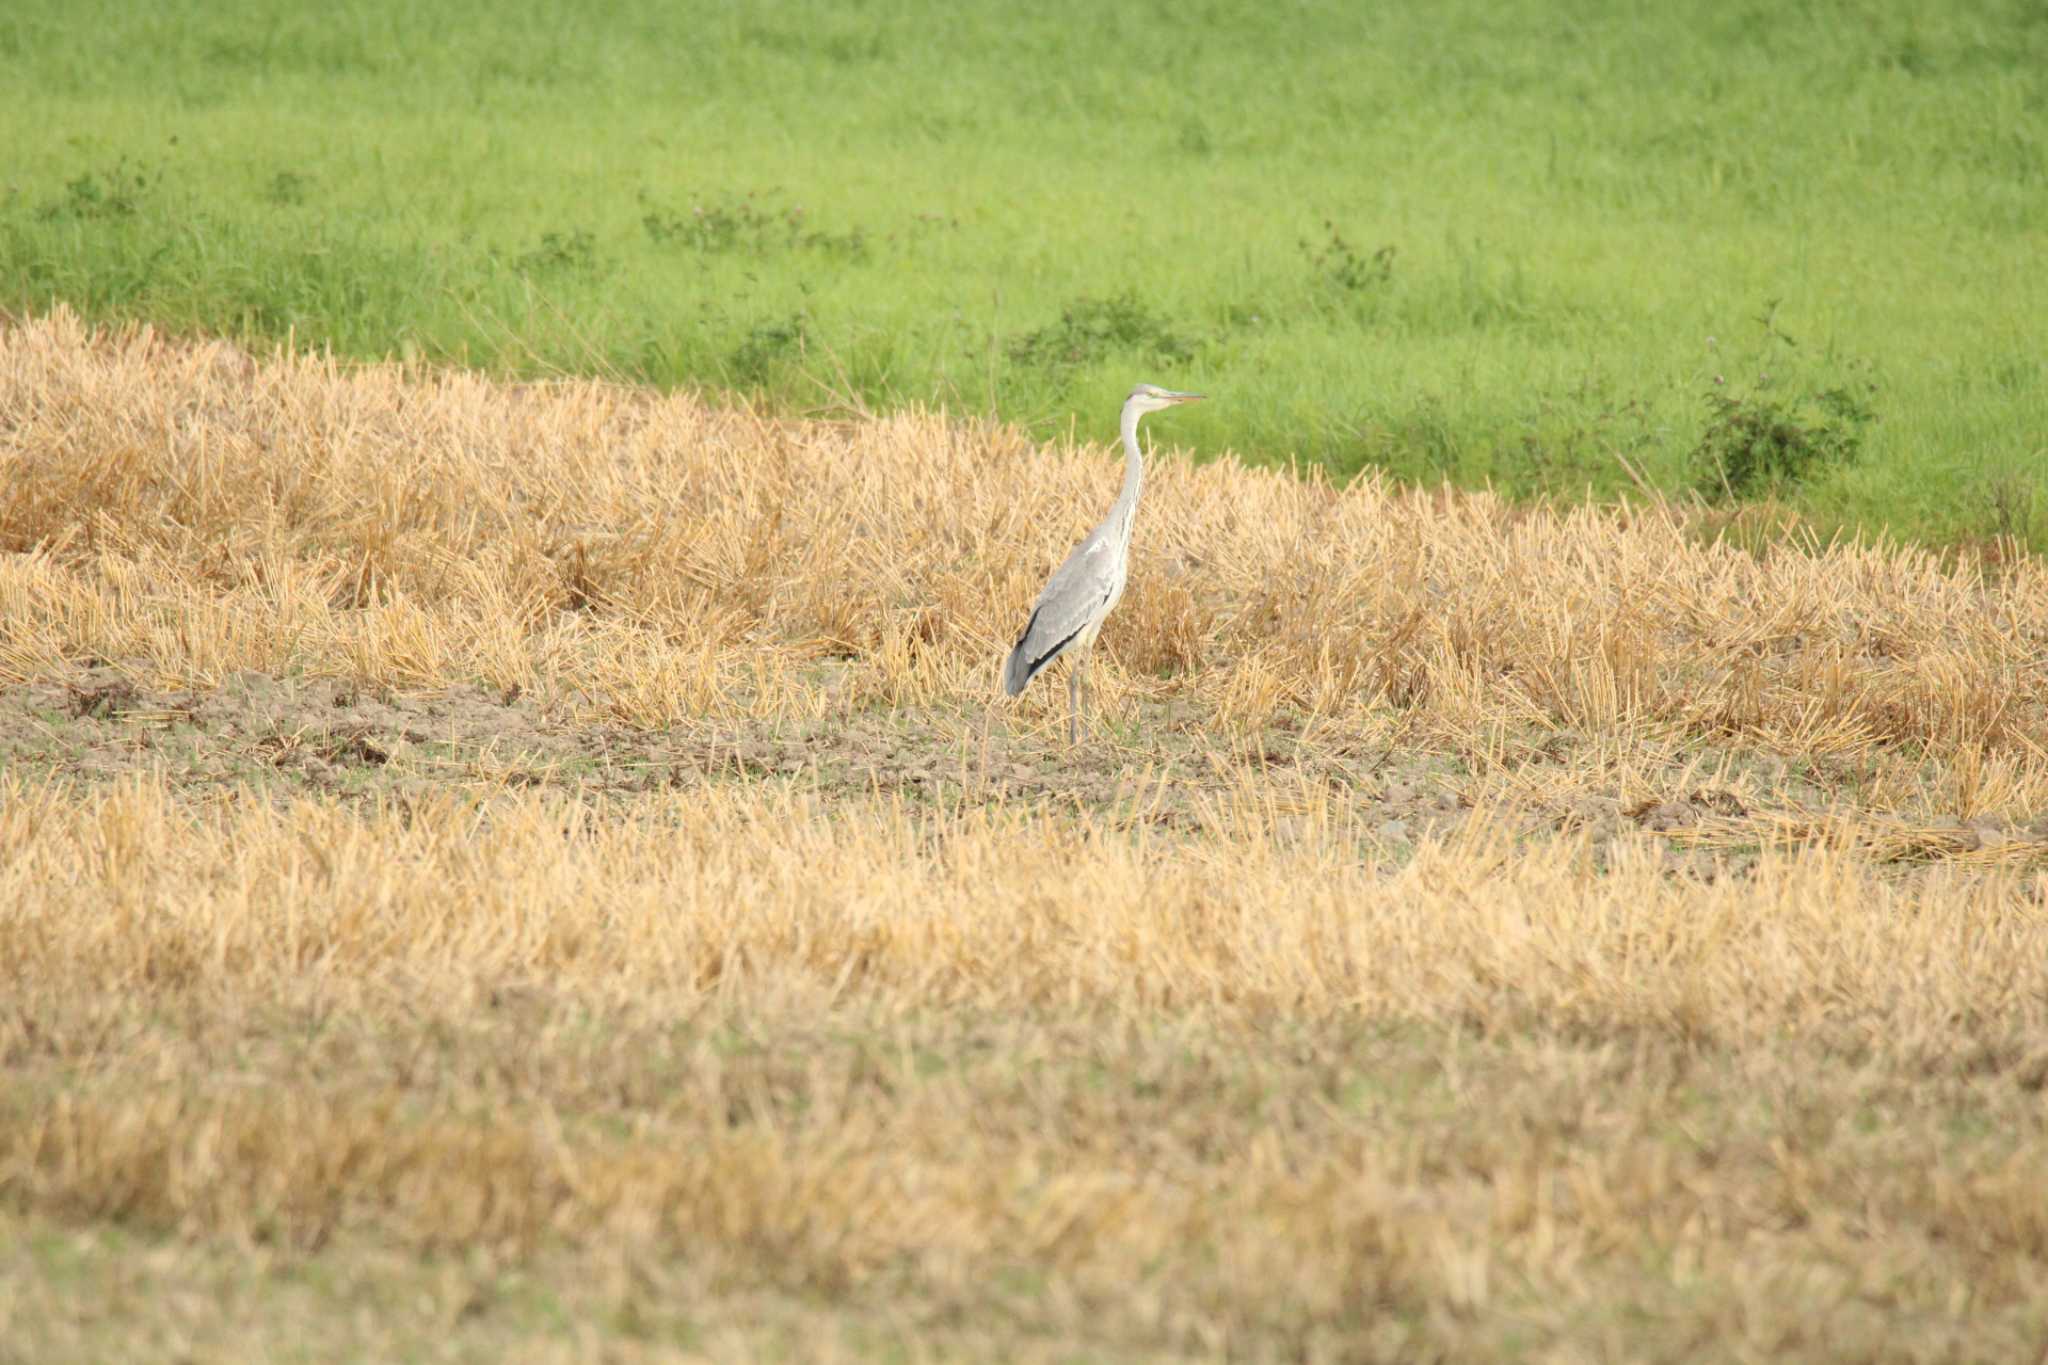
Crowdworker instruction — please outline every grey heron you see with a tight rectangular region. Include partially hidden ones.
[1003,382,1204,742]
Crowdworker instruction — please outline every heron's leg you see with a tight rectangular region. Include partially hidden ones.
[1067,658,1082,745]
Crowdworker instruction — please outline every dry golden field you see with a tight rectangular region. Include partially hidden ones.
[1,309,2046,1361]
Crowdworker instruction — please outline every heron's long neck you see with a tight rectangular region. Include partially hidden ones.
[1109,403,1146,548]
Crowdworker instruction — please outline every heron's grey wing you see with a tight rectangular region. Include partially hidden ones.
[1002,531,1116,696]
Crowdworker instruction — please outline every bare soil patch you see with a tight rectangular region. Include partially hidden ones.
[10,660,2048,885]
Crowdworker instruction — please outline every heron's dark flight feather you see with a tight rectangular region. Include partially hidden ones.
[1003,609,1091,696]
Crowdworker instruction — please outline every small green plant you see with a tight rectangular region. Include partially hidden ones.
[728,312,809,386]
[1508,378,1659,499]
[511,229,598,275]
[1978,470,2039,545]
[640,190,866,260]
[263,169,310,207]
[1006,290,1195,372]
[1300,220,1395,295]
[37,158,157,222]
[1691,372,1876,502]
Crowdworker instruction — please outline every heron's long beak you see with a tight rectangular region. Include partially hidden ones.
[1165,390,1205,404]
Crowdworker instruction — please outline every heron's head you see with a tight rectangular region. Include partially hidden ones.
[1125,383,1204,416]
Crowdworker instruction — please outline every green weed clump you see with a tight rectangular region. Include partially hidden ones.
[1300,220,1397,302]
[36,160,159,222]
[640,189,868,260]
[1693,373,1877,501]
[1006,291,1197,374]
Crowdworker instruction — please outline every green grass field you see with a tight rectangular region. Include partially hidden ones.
[3,0,2045,543]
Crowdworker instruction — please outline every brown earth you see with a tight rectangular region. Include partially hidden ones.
[8,660,2047,879]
